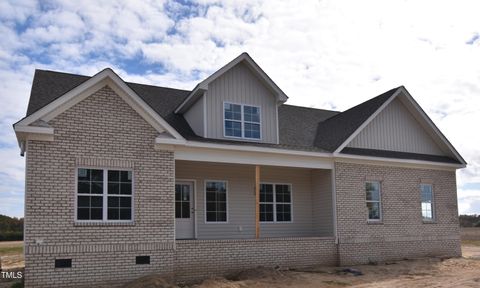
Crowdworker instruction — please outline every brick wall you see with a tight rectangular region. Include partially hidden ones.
[23,84,462,286]
[174,237,337,281]
[334,162,461,265]
[25,85,175,287]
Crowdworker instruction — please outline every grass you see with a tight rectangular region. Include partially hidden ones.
[0,241,23,256]
[462,240,480,247]
[10,282,24,288]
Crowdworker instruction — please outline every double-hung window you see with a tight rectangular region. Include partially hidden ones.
[260,183,292,222]
[77,168,133,222]
[420,184,434,221]
[224,103,261,139]
[205,181,227,222]
[365,181,381,221]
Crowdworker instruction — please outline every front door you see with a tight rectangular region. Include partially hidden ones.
[175,182,194,239]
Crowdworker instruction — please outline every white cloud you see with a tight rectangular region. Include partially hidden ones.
[0,0,479,216]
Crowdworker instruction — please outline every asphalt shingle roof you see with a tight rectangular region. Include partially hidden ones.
[313,87,399,151]
[22,69,461,164]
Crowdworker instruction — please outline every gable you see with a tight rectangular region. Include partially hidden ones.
[175,52,288,114]
[14,69,186,155]
[50,84,160,149]
[347,98,449,156]
[204,62,279,143]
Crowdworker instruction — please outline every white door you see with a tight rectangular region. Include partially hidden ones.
[175,182,195,239]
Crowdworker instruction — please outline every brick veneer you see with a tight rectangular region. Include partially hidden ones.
[25,85,175,287]
[174,237,337,281]
[334,162,461,265]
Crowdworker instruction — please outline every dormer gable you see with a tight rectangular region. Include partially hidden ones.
[176,53,288,144]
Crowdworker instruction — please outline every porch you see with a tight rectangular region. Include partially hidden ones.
[174,160,335,240]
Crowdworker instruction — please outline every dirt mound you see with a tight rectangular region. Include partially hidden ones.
[122,274,178,288]
[227,266,284,281]
[193,277,244,288]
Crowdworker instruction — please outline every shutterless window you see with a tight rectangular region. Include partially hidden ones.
[77,168,133,221]
[421,184,434,221]
[205,181,227,222]
[260,184,292,222]
[224,103,260,139]
[366,181,381,221]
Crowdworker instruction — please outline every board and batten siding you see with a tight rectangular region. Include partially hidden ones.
[348,98,446,156]
[184,95,205,137]
[205,62,278,143]
[311,170,334,237]
[175,160,333,239]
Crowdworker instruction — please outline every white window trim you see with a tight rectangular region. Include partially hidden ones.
[75,167,134,223]
[259,182,293,223]
[366,180,382,222]
[420,183,435,222]
[204,180,229,224]
[223,101,262,141]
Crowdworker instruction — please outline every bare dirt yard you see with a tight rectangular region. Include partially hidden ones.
[2,228,480,287]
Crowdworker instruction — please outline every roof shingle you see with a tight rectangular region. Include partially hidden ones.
[22,70,460,164]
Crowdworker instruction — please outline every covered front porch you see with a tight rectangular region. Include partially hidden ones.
[174,160,335,240]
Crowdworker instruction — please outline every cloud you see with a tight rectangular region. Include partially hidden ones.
[0,0,479,216]
[458,188,480,215]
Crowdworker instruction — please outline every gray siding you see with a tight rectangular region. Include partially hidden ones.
[175,161,332,239]
[184,95,205,137]
[205,62,278,143]
[312,170,334,236]
[348,98,445,155]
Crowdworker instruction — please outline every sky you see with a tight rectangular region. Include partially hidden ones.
[0,0,479,218]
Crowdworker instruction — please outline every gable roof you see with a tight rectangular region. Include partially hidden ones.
[15,68,186,140]
[314,87,400,152]
[18,69,465,166]
[175,52,288,114]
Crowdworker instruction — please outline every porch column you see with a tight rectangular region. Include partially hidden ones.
[255,165,260,239]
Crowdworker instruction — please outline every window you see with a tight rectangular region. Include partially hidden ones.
[366,181,381,221]
[224,103,261,139]
[205,181,227,222]
[260,183,292,222]
[77,168,133,222]
[421,184,434,221]
[175,184,191,219]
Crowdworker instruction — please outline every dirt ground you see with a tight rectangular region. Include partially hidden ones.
[183,245,480,288]
[2,229,480,287]
[0,241,23,270]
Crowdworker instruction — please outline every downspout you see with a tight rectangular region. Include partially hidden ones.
[20,141,26,157]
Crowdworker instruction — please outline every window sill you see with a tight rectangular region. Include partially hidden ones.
[367,220,383,225]
[422,220,436,224]
[74,221,135,227]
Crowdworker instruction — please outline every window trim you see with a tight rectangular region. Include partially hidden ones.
[259,182,293,223]
[365,180,382,222]
[420,183,435,222]
[75,167,134,224]
[204,180,229,224]
[223,101,262,141]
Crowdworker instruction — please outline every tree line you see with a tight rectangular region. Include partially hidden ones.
[0,214,23,241]
[459,214,480,227]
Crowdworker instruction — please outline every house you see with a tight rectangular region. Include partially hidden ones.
[13,53,466,287]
